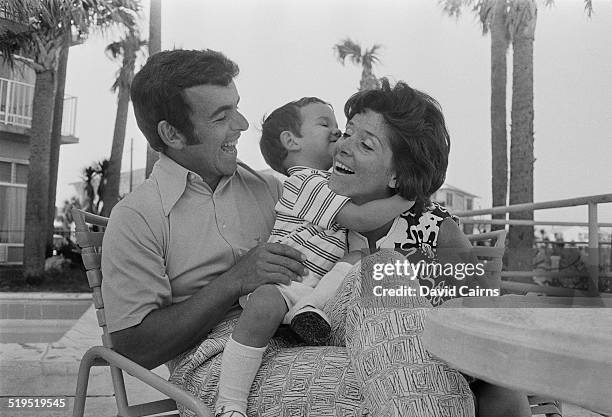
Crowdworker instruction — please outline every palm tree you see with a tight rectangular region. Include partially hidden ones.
[333,38,382,91]
[46,30,70,256]
[0,0,139,281]
[442,0,594,269]
[101,28,146,217]
[82,166,98,215]
[507,0,537,267]
[507,0,593,268]
[81,160,109,216]
[145,0,161,178]
[442,0,510,232]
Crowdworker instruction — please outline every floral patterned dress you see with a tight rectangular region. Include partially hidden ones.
[347,201,461,306]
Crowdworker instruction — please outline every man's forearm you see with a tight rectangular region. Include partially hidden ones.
[111,272,241,369]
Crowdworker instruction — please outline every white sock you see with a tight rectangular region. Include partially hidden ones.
[216,336,267,414]
[290,262,354,316]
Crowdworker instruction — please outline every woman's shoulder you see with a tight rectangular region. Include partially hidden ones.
[411,201,460,225]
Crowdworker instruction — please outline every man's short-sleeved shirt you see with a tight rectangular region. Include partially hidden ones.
[101,154,282,333]
[268,166,350,279]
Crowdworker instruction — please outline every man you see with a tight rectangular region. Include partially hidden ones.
[101,49,307,370]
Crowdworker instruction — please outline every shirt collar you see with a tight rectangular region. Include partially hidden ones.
[151,153,204,216]
[286,166,332,176]
[286,166,309,176]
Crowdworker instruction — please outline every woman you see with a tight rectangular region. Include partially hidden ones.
[170,80,527,417]
[322,79,530,417]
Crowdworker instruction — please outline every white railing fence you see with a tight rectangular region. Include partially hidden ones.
[0,77,77,137]
[457,194,612,297]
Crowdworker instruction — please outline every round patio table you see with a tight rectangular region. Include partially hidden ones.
[422,295,612,414]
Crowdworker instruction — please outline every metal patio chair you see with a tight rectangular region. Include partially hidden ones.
[71,208,213,417]
[466,229,562,417]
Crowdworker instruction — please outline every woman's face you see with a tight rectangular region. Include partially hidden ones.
[328,109,396,204]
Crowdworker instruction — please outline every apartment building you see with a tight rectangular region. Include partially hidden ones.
[0,57,79,263]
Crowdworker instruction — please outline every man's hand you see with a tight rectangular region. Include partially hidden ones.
[230,243,307,296]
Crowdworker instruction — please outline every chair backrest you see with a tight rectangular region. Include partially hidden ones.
[71,208,112,348]
[466,229,507,290]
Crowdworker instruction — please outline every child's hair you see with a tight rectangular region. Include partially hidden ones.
[260,97,329,175]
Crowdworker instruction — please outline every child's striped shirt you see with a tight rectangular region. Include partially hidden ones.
[269,166,349,280]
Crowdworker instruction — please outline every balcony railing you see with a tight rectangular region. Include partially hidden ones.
[0,77,77,137]
[457,193,612,296]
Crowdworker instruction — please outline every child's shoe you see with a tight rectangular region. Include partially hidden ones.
[290,305,331,345]
[215,406,246,417]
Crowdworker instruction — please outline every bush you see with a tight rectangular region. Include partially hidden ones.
[0,260,90,292]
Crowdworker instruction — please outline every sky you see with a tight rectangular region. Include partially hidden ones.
[56,0,612,224]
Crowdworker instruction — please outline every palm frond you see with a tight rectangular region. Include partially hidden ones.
[544,0,593,18]
[473,0,494,35]
[364,44,382,66]
[439,0,469,18]
[106,27,146,92]
[333,38,362,65]
[583,0,593,17]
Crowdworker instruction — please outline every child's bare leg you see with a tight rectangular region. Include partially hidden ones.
[232,284,288,346]
[216,285,288,415]
[290,252,362,345]
[472,381,530,417]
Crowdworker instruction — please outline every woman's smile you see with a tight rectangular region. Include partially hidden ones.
[328,110,395,204]
[333,160,355,175]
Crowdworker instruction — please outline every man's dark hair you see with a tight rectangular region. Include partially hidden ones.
[259,97,328,175]
[131,49,239,152]
[344,79,450,215]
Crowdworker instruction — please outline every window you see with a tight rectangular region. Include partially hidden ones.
[446,192,453,207]
[15,163,28,184]
[0,159,28,184]
[0,159,28,244]
[0,185,26,243]
[466,198,473,211]
[0,161,11,182]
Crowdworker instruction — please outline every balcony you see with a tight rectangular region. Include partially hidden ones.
[0,77,78,142]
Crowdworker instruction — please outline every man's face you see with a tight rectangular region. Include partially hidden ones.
[296,102,340,170]
[180,81,248,187]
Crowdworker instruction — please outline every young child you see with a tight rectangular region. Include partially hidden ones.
[215,97,413,417]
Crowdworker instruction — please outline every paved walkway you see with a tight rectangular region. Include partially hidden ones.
[0,293,605,416]
[0,294,167,416]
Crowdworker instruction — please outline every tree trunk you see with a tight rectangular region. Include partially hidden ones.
[23,69,55,281]
[46,35,69,252]
[101,83,131,217]
[508,0,536,271]
[145,0,162,178]
[490,0,508,232]
[359,66,379,91]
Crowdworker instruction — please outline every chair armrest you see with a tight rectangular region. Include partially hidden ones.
[83,346,213,417]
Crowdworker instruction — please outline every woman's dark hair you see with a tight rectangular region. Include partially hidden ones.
[259,97,328,175]
[130,49,239,152]
[344,78,450,215]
